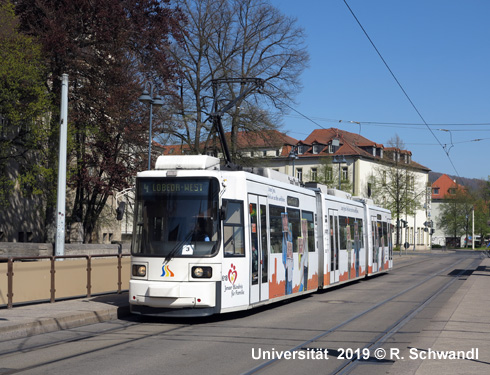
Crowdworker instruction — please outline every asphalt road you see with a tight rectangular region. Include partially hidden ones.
[0,251,481,375]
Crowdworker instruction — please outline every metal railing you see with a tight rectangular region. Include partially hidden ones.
[1,253,131,309]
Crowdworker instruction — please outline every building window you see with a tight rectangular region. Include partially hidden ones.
[276,150,280,156]
[263,150,267,157]
[368,183,372,198]
[433,188,440,195]
[341,167,348,181]
[311,168,318,181]
[296,168,303,181]
[448,188,456,195]
[313,144,323,154]
[325,167,333,182]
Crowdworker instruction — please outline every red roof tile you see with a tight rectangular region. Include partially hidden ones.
[432,174,465,199]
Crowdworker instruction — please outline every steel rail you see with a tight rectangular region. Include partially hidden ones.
[241,256,474,375]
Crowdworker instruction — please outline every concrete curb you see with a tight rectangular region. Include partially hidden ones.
[0,293,130,341]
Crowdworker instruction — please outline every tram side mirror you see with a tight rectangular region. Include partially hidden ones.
[116,201,126,221]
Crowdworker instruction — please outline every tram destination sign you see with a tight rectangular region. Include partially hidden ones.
[138,178,211,197]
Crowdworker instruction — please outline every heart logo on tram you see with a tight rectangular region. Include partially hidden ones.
[228,264,237,284]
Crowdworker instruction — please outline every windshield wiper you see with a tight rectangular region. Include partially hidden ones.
[163,231,194,265]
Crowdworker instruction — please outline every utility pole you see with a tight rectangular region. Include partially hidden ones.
[55,74,68,256]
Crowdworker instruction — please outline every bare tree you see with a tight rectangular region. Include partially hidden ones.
[369,135,425,246]
[166,0,309,158]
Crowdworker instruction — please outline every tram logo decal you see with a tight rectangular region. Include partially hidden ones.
[228,264,237,284]
[161,264,175,278]
[223,264,244,297]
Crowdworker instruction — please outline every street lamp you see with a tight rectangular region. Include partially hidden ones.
[332,155,346,190]
[288,145,299,177]
[139,82,164,170]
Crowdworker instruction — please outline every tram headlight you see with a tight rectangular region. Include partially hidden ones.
[132,264,147,277]
[192,266,212,279]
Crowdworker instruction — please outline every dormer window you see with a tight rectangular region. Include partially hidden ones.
[331,138,340,154]
[313,144,323,154]
[297,145,307,154]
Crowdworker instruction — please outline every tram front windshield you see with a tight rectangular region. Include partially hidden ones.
[132,177,219,257]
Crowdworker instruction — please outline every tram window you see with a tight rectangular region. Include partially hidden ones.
[132,177,219,257]
[339,216,347,250]
[383,221,388,247]
[287,208,301,253]
[250,203,259,284]
[354,219,363,248]
[223,200,245,257]
[330,215,335,270]
[260,204,268,283]
[269,205,285,254]
[302,211,315,252]
[388,223,393,259]
[378,223,384,247]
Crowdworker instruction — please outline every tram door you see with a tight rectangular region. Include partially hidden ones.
[249,195,269,304]
[371,217,379,273]
[329,209,340,284]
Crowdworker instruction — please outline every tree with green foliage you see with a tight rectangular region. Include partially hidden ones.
[0,0,53,210]
[472,176,490,245]
[437,188,474,247]
[473,198,489,246]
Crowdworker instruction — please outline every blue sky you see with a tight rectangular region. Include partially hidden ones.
[269,0,490,180]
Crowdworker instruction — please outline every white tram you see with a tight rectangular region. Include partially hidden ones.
[129,155,393,316]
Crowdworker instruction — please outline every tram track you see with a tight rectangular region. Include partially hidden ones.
[241,255,480,375]
[0,254,478,375]
[0,257,428,362]
[0,321,191,373]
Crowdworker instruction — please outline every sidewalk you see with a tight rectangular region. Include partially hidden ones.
[0,292,130,340]
[391,256,490,374]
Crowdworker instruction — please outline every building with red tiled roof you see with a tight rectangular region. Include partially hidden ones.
[158,129,297,159]
[431,174,465,201]
[430,174,467,246]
